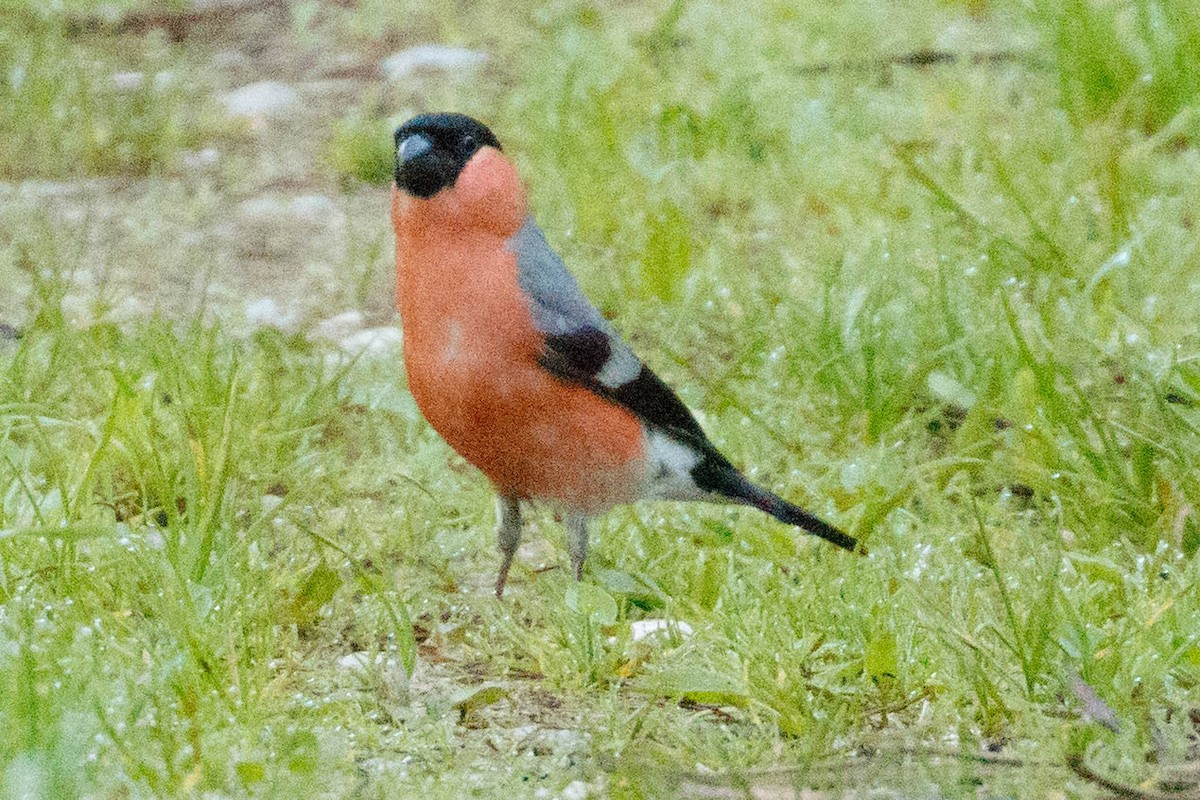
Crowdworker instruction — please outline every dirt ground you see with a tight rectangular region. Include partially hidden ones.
[0,0,433,337]
[9,5,1193,797]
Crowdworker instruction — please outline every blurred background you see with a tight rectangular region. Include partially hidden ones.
[2,1,1200,796]
[5,0,1195,335]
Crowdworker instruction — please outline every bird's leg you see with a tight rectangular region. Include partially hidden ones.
[566,511,590,582]
[494,495,522,598]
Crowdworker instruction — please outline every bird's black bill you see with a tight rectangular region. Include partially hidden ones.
[393,112,502,198]
[397,133,433,163]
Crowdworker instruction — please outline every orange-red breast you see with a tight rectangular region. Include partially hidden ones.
[391,112,858,597]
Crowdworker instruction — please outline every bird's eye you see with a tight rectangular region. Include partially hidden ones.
[461,135,476,152]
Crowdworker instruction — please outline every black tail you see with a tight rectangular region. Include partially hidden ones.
[693,454,860,552]
[748,484,860,553]
[677,434,861,552]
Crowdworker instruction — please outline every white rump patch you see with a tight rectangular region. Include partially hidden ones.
[644,429,704,501]
[595,344,641,388]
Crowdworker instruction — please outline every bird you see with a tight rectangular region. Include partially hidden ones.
[390,112,859,598]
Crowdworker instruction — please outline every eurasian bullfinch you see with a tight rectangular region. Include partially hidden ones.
[391,112,858,598]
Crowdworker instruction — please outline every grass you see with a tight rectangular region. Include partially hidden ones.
[2,0,1200,797]
[0,6,224,179]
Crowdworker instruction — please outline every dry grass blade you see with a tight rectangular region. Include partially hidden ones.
[1067,754,1200,800]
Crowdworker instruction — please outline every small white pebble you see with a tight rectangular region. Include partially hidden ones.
[630,619,694,641]
[340,327,403,357]
[220,81,298,119]
[381,45,487,80]
[337,652,374,671]
[111,71,144,91]
[290,194,339,222]
[559,780,590,800]
[60,293,95,328]
[510,724,538,742]
[182,148,220,169]
[244,297,297,331]
[104,295,149,324]
[310,310,364,343]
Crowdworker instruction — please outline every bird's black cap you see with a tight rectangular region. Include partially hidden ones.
[393,113,502,198]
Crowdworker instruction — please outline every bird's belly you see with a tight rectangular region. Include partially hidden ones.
[404,325,649,513]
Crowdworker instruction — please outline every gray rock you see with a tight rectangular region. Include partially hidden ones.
[220,81,299,118]
[182,148,220,169]
[339,327,403,357]
[311,310,364,343]
[112,71,145,91]
[244,297,297,330]
[381,45,487,81]
[290,194,339,222]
